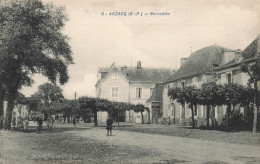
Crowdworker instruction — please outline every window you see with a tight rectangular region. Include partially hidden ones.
[112,74,118,80]
[150,88,154,96]
[181,81,185,89]
[136,88,142,99]
[112,87,118,97]
[227,73,232,84]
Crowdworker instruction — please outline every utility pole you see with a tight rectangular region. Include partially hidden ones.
[74,92,76,120]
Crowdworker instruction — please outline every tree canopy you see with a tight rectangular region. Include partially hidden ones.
[0,0,73,128]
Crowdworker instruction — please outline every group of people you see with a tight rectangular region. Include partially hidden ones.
[11,114,114,136]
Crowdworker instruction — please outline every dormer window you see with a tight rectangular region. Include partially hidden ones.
[112,74,118,80]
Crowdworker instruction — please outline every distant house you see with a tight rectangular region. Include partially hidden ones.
[162,45,237,126]
[146,83,164,124]
[95,61,174,123]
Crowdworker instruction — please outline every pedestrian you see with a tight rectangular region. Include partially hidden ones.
[106,116,113,136]
[48,116,53,130]
[72,117,76,128]
[35,117,39,133]
[38,117,43,132]
[24,117,29,132]
[20,117,24,131]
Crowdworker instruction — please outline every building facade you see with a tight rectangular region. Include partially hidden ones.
[95,61,174,123]
[162,45,237,126]
[162,34,260,127]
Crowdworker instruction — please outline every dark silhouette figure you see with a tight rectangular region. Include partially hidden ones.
[106,116,113,136]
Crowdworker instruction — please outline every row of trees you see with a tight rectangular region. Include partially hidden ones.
[168,83,255,129]
[2,80,149,129]
[78,96,149,126]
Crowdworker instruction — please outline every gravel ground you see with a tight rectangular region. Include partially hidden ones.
[0,125,183,164]
[1,122,260,164]
[116,124,260,146]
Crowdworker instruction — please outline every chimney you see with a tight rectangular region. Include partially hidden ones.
[180,58,188,66]
[221,51,235,65]
[137,61,142,69]
[234,49,242,63]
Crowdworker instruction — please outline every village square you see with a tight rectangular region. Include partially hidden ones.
[0,0,260,163]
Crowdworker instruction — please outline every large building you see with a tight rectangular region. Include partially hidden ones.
[213,35,260,127]
[95,61,174,123]
[162,34,260,127]
[162,45,237,126]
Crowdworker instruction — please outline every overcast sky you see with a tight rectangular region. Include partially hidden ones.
[21,0,260,99]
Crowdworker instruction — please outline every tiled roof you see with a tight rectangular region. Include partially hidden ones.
[241,34,260,59]
[146,83,164,103]
[165,45,234,83]
[122,67,174,82]
[98,66,174,83]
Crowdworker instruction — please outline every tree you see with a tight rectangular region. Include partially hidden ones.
[145,107,151,124]
[197,83,221,128]
[78,97,99,126]
[241,60,260,132]
[168,86,199,128]
[219,84,255,129]
[183,86,200,128]
[32,82,64,120]
[168,87,186,123]
[0,0,73,129]
[133,104,146,124]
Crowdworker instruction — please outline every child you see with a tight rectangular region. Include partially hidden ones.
[106,116,113,136]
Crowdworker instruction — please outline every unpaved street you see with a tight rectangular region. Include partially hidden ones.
[1,126,260,163]
[70,128,260,163]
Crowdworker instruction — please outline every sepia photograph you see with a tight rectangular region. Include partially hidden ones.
[0,0,260,163]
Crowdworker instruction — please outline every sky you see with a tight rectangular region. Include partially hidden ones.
[21,0,260,100]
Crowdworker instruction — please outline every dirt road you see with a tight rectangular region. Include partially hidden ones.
[69,128,260,163]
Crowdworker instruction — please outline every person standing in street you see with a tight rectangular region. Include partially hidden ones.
[24,117,29,132]
[72,117,76,128]
[106,116,113,136]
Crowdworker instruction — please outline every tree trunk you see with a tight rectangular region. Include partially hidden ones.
[173,105,176,124]
[68,113,70,123]
[253,81,259,133]
[94,110,98,126]
[226,104,231,128]
[191,104,195,128]
[117,108,119,127]
[129,110,131,123]
[182,103,185,124]
[206,105,210,128]
[141,111,144,124]
[83,116,87,123]
[4,100,15,129]
[3,89,17,129]
[0,82,5,129]
[147,110,151,124]
[0,93,4,129]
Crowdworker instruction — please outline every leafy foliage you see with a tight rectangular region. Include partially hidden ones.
[168,87,185,104]
[31,82,64,116]
[0,0,73,128]
[78,96,149,125]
